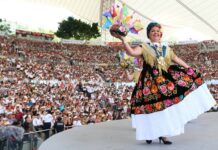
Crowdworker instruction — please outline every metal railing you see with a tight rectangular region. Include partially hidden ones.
[0,125,74,150]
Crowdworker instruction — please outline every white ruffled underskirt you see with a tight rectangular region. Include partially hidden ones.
[131,114,136,129]
[132,83,216,140]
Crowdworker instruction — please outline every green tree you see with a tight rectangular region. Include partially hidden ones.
[55,17,100,40]
[0,19,12,34]
[90,23,101,38]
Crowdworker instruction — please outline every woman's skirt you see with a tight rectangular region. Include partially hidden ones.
[134,83,216,140]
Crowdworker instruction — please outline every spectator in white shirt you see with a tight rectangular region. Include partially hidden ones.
[42,110,53,140]
[0,103,5,115]
[73,116,82,127]
[32,114,43,136]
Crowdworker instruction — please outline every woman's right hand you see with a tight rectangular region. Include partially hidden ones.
[111,32,125,41]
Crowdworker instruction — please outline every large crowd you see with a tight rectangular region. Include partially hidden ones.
[0,35,217,149]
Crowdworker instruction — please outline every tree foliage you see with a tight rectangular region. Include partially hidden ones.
[55,17,100,40]
[0,19,12,34]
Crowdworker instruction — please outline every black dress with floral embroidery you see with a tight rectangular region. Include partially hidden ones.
[130,44,203,114]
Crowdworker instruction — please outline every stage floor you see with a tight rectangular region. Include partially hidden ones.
[39,112,218,150]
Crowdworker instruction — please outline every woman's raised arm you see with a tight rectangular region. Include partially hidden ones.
[112,33,143,57]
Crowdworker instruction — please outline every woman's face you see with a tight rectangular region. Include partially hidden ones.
[149,26,162,42]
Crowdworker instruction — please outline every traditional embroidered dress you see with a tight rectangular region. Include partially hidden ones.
[131,68,142,129]
[131,42,216,140]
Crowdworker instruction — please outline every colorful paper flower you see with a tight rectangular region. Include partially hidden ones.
[102,1,143,35]
[103,11,112,17]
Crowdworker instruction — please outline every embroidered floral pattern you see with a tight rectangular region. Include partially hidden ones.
[131,64,203,114]
[153,69,159,75]
[167,82,175,91]
[159,85,167,94]
[143,87,151,95]
[164,99,173,107]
